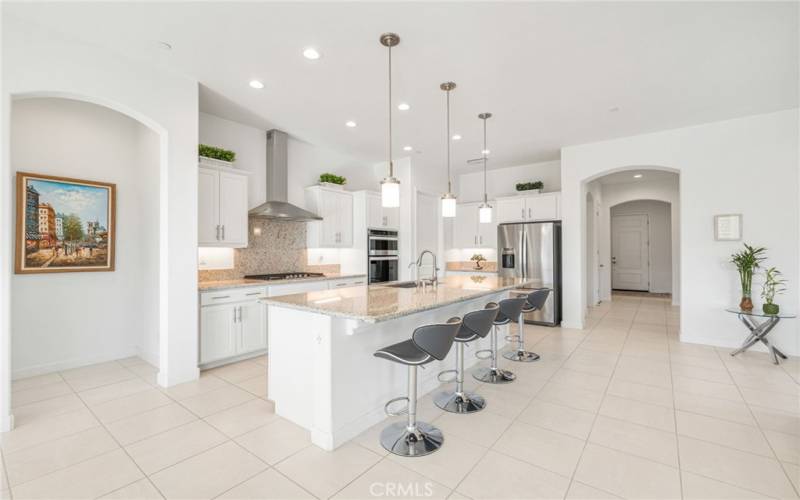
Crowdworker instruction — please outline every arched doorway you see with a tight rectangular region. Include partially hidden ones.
[586,191,597,307]
[6,95,164,427]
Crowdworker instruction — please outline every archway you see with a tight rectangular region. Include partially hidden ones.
[5,93,166,428]
[585,191,597,307]
[579,166,681,324]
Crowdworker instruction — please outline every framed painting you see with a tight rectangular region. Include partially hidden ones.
[15,172,116,274]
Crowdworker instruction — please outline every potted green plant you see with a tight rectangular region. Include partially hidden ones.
[471,253,486,270]
[515,181,544,194]
[761,267,786,315]
[730,243,766,311]
[198,144,236,167]
[319,173,347,189]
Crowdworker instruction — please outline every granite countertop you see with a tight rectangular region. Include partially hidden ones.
[447,269,498,273]
[198,273,367,291]
[261,275,534,323]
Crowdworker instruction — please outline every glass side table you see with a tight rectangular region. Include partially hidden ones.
[726,308,796,365]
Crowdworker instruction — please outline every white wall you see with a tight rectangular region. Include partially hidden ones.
[610,200,672,294]
[11,98,160,377]
[561,109,799,356]
[457,160,561,202]
[2,15,200,430]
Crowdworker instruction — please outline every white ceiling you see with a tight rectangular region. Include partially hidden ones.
[6,2,798,173]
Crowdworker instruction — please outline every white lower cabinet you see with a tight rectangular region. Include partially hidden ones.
[199,286,268,366]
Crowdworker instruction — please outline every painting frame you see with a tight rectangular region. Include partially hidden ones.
[714,213,742,242]
[15,172,116,274]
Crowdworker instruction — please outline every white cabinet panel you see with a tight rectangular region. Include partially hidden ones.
[269,280,330,297]
[198,166,249,248]
[497,198,526,223]
[306,187,354,248]
[200,304,237,364]
[454,203,479,248]
[478,218,498,249]
[239,301,267,353]
[219,172,249,246]
[526,193,559,221]
[198,168,220,245]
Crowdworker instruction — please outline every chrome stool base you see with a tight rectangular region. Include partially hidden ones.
[473,366,516,384]
[503,350,540,362]
[433,390,486,413]
[379,421,444,457]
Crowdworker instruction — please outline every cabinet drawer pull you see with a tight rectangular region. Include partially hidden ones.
[245,292,262,296]
[212,295,231,300]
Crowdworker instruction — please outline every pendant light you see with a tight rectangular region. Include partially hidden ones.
[379,33,401,208]
[478,112,493,223]
[440,82,457,218]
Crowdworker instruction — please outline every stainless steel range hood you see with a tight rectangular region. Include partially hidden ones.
[248,129,323,221]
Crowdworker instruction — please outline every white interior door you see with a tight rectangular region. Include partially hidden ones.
[415,191,439,279]
[611,214,650,291]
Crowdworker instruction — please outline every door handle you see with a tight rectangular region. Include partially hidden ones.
[474,235,477,245]
[521,208,525,219]
[216,225,220,240]
[528,208,532,219]
[221,225,225,240]
[611,257,617,264]
[480,235,483,245]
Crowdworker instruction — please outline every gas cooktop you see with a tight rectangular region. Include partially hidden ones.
[244,272,325,281]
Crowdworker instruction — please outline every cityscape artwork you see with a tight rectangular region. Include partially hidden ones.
[15,172,115,273]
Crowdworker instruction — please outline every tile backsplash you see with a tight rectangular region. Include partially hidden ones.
[199,218,339,281]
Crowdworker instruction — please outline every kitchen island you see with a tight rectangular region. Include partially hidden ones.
[262,275,533,450]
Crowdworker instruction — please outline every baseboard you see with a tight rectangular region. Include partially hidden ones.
[1,412,14,433]
[12,347,140,380]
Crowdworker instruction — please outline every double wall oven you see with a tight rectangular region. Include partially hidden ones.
[368,229,399,283]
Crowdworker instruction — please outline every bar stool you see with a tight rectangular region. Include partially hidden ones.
[374,317,462,457]
[473,296,528,384]
[503,289,550,362]
[434,303,500,413]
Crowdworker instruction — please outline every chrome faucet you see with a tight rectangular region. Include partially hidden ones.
[414,249,439,288]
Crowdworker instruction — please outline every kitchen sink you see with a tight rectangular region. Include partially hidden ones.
[384,281,420,288]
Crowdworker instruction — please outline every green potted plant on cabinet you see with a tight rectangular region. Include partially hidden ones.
[319,173,347,189]
[761,267,786,315]
[515,181,544,194]
[730,243,766,311]
[198,144,237,167]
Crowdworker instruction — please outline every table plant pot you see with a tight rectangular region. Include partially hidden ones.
[739,295,753,312]
[763,303,779,315]
[760,267,786,316]
[731,243,766,314]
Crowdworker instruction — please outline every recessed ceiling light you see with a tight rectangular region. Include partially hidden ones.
[609,107,620,112]
[482,149,491,155]
[452,134,462,141]
[397,103,410,111]
[249,80,264,89]
[303,47,321,60]
[345,120,357,128]
[403,145,413,151]
[633,174,643,178]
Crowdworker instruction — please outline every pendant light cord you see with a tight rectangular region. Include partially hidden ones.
[483,116,488,203]
[388,44,393,178]
[446,89,451,193]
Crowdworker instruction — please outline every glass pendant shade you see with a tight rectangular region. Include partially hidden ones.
[441,194,457,218]
[381,177,400,208]
[479,203,493,223]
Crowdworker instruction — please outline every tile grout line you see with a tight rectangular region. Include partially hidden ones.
[666,330,685,499]
[713,347,800,498]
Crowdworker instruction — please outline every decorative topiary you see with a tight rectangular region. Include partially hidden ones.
[199,144,236,163]
[516,181,544,191]
[319,173,347,185]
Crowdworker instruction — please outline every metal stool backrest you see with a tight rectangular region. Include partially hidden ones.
[412,317,462,361]
[525,289,551,311]
[461,303,500,339]
[495,296,528,324]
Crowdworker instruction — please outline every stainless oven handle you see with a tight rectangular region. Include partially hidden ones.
[368,236,399,241]
[369,256,400,261]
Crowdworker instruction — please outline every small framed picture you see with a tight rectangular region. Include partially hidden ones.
[714,214,742,241]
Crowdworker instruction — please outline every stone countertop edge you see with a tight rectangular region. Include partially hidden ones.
[198,274,368,291]
[261,279,534,324]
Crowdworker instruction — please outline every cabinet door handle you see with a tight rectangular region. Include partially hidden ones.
[528,208,532,219]
[521,208,525,219]
[480,235,483,245]
[212,295,231,300]
[222,225,225,240]
[233,307,237,323]
[216,225,220,240]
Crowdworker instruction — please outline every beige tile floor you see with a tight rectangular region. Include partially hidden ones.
[2,295,799,499]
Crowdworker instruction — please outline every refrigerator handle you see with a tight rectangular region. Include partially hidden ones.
[519,226,526,279]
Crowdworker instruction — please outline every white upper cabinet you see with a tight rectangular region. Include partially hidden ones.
[198,165,249,248]
[453,202,497,249]
[496,192,561,223]
[305,186,354,248]
[366,192,399,229]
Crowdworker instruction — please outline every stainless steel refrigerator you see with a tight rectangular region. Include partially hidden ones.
[498,221,562,326]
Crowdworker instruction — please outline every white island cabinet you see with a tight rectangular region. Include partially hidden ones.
[263,275,534,450]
